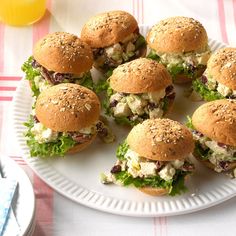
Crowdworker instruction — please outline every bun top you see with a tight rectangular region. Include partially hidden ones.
[81,10,138,48]
[192,99,236,146]
[35,83,101,132]
[33,32,93,74]
[109,58,172,93]
[127,118,194,161]
[147,16,208,53]
[207,47,236,90]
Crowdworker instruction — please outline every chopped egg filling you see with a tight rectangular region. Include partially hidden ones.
[204,73,236,98]
[119,148,188,180]
[193,132,236,172]
[156,49,211,67]
[31,121,96,144]
[109,88,172,121]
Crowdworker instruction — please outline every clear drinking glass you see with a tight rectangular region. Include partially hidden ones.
[0,0,47,26]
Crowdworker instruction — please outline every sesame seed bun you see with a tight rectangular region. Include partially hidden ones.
[192,99,236,146]
[193,151,236,172]
[81,10,138,48]
[147,16,208,53]
[35,83,101,132]
[109,58,172,93]
[127,118,194,161]
[33,32,93,74]
[207,47,236,90]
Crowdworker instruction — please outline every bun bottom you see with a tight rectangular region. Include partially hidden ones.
[174,65,206,84]
[139,187,169,196]
[193,151,236,172]
[67,133,97,154]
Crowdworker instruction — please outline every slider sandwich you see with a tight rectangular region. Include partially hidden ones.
[187,99,236,176]
[22,32,94,97]
[192,47,236,101]
[25,83,114,158]
[101,118,195,196]
[105,58,175,126]
[147,16,211,83]
[81,10,147,73]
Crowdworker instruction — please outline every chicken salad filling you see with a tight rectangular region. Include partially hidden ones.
[105,85,175,126]
[147,48,211,80]
[187,117,236,175]
[93,31,146,71]
[192,72,236,101]
[22,56,94,97]
[24,115,115,157]
[101,141,194,196]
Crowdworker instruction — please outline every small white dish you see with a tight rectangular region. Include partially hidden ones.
[1,156,35,234]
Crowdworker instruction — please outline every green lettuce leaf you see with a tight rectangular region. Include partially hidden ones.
[105,69,114,78]
[135,35,147,50]
[186,116,195,129]
[147,50,161,61]
[114,170,188,196]
[24,116,76,158]
[114,116,140,126]
[94,79,109,94]
[79,72,94,90]
[114,140,189,195]
[168,64,205,80]
[192,79,224,101]
[21,56,41,97]
[194,141,211,160]
[116,140,129,160]
[162,97,169,113]
[167,64,184,78]
[169,172,188,196]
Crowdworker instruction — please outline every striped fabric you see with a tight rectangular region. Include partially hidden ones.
[0,1,236,236]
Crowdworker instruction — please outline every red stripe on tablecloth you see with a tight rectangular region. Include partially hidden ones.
[217,0,229,43]
[162,217,167,236]
[153,218,157,236]
[132,0,135,18]
[0,96,13,101]
[233,0,236,30]
[32,0,52,44]
[141,0,144,24]
[0,86,16,91]
[33,174,54,236]
[0,24,5,73]
[153,217,168,236]
[137,0,140,23]
[0,76,21,81]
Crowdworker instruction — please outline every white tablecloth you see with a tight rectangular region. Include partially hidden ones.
[1,0,236,235]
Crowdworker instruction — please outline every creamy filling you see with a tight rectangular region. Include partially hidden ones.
[109,86,175,122]
[93,32,145,69]
[33,73,87,93]
[193,131,236,172]
[155,48,211,68]
[31,120,97,144]
[102,148,194,184]
[202,72,236,98]
[30,116,115,144]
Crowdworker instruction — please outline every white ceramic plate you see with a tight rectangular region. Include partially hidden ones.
[1,156,35,234]
[12,26,236,217]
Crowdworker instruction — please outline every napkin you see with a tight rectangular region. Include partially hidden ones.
[0,167,21,236]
